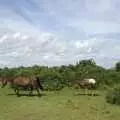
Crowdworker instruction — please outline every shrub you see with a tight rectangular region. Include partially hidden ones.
[43,78,64,91]
[106,86,120,105]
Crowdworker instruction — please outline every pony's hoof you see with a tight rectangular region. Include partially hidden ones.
[17,94,20,97]
[38,94,41,97]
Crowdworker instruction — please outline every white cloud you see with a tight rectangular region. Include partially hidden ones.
[43,55,49,60]
[0,0,119,68]
[87,48,92,53]
[0,34,7,43]
[0,30,119,68]
[21,35,29,40]
[13,32,21,38]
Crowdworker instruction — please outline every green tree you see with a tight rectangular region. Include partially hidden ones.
[115,61,120,71]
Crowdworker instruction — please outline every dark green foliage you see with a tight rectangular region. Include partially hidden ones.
[37,68,64,91]
[76,59,96,67]
[115,61,120,71]
[106,86,120,105]
[0,59,120,91]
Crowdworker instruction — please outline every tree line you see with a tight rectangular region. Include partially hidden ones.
[0,59,120,91]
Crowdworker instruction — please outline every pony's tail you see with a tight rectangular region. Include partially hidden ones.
[1,78,7,88]
[36,77,44,90]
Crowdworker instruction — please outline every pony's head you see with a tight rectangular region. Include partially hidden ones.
[36,76,44,90]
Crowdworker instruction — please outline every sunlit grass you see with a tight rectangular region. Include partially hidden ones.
[0,87,120,120]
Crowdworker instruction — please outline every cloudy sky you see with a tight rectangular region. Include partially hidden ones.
[0,0,120,68]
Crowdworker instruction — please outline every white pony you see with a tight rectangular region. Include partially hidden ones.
[85,78,96,85]
[75,78,97,96]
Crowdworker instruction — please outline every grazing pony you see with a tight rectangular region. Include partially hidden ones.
[74,78,97,95]
[1,76,44,96]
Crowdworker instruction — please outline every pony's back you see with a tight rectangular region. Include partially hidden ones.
[13,77,30,85]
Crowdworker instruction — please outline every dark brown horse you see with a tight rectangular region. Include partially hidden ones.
[1,76,44,96]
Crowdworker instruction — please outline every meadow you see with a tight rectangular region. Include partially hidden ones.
[0,87,120,120]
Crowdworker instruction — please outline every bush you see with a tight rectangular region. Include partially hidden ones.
[106,86,120,105]
[39,70,64,91]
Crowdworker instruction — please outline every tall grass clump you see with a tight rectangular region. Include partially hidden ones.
[106,85,120,105]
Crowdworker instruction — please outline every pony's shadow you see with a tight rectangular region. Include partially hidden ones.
[7,93,46,97]
[74,93,101,96]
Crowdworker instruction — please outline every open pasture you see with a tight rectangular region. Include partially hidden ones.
[0,87,120,120]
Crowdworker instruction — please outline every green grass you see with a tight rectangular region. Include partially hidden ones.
[0,87,120,120]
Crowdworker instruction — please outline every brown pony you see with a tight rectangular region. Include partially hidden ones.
[1,76,44,96]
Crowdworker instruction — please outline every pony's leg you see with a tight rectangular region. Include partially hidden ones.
[88,85,92,96]
[36,88,40,96]
[13,86,18,94]
[87,88,89,95]
[84,88,87,95]
[84,86,87,95]
[14,88,17,93]
[29,87,33,95]
[89,88,92,96]
[91,88,95,96]
[16,88,20,97]
[91,89,94,96]
[90,87,93,96]
[91,86,94,96]
[90,85,94,96]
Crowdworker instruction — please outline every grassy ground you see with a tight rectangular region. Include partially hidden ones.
[0,87,120,120]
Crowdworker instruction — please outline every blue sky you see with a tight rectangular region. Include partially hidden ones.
[0,0,120,68]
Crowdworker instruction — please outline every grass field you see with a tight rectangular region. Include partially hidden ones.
[0,87,120,120]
